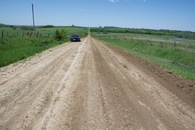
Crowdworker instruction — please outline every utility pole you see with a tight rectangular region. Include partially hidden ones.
[32,3,35,31]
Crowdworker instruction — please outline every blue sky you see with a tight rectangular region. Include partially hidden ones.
[0,0,195,31]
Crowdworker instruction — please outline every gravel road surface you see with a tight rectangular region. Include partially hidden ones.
[0,35,195,130]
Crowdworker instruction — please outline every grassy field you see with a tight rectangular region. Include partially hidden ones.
[91,29,195,81]
[0,25,88,67]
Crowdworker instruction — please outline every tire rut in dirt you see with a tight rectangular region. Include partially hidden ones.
[39,40,88,130]
[90,39,146,129]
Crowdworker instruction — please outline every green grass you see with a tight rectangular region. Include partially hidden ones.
[0,37,60,66]
[92,32,195,81]
[0,26,88,67]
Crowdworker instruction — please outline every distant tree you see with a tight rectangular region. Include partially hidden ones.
[39,25,54,28]
[12,26,17,30]
[0,24,7,27]
[21,26,33,30]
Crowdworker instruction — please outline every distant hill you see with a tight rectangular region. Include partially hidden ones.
[0,23,9,27]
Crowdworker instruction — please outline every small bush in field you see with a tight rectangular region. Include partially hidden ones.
[54,30,63,41]
[54,29,67,41]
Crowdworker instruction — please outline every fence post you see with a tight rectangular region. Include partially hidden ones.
[29,32,33,38]
[160,42,163,48]
[1,31,4,39]
[36,32,39,37]
[148,40,152,46]
[174,41,176,47]
[22,32,24,38]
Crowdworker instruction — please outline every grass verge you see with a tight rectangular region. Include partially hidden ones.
[0,26,88,67]
[92,35,195,81]
[0,37,64,67]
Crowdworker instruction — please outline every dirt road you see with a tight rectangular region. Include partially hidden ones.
[0,35,195,130]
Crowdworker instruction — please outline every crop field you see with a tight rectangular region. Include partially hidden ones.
[91,29,195,80]
[0,26,88,67]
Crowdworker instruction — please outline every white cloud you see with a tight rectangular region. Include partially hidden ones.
[109,0,119,3]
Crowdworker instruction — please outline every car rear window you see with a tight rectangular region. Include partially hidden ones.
[72,35,79,37]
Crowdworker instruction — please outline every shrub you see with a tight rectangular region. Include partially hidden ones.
[54,29,67,41]
[54,29,63,41]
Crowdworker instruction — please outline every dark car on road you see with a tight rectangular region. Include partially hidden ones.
[70,35,81,42]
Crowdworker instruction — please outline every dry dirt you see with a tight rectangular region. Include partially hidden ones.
[0,35,195,130]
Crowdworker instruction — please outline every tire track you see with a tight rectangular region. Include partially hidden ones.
[40,38,88,130]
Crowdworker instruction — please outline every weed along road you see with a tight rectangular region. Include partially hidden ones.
[0,35,195,130]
